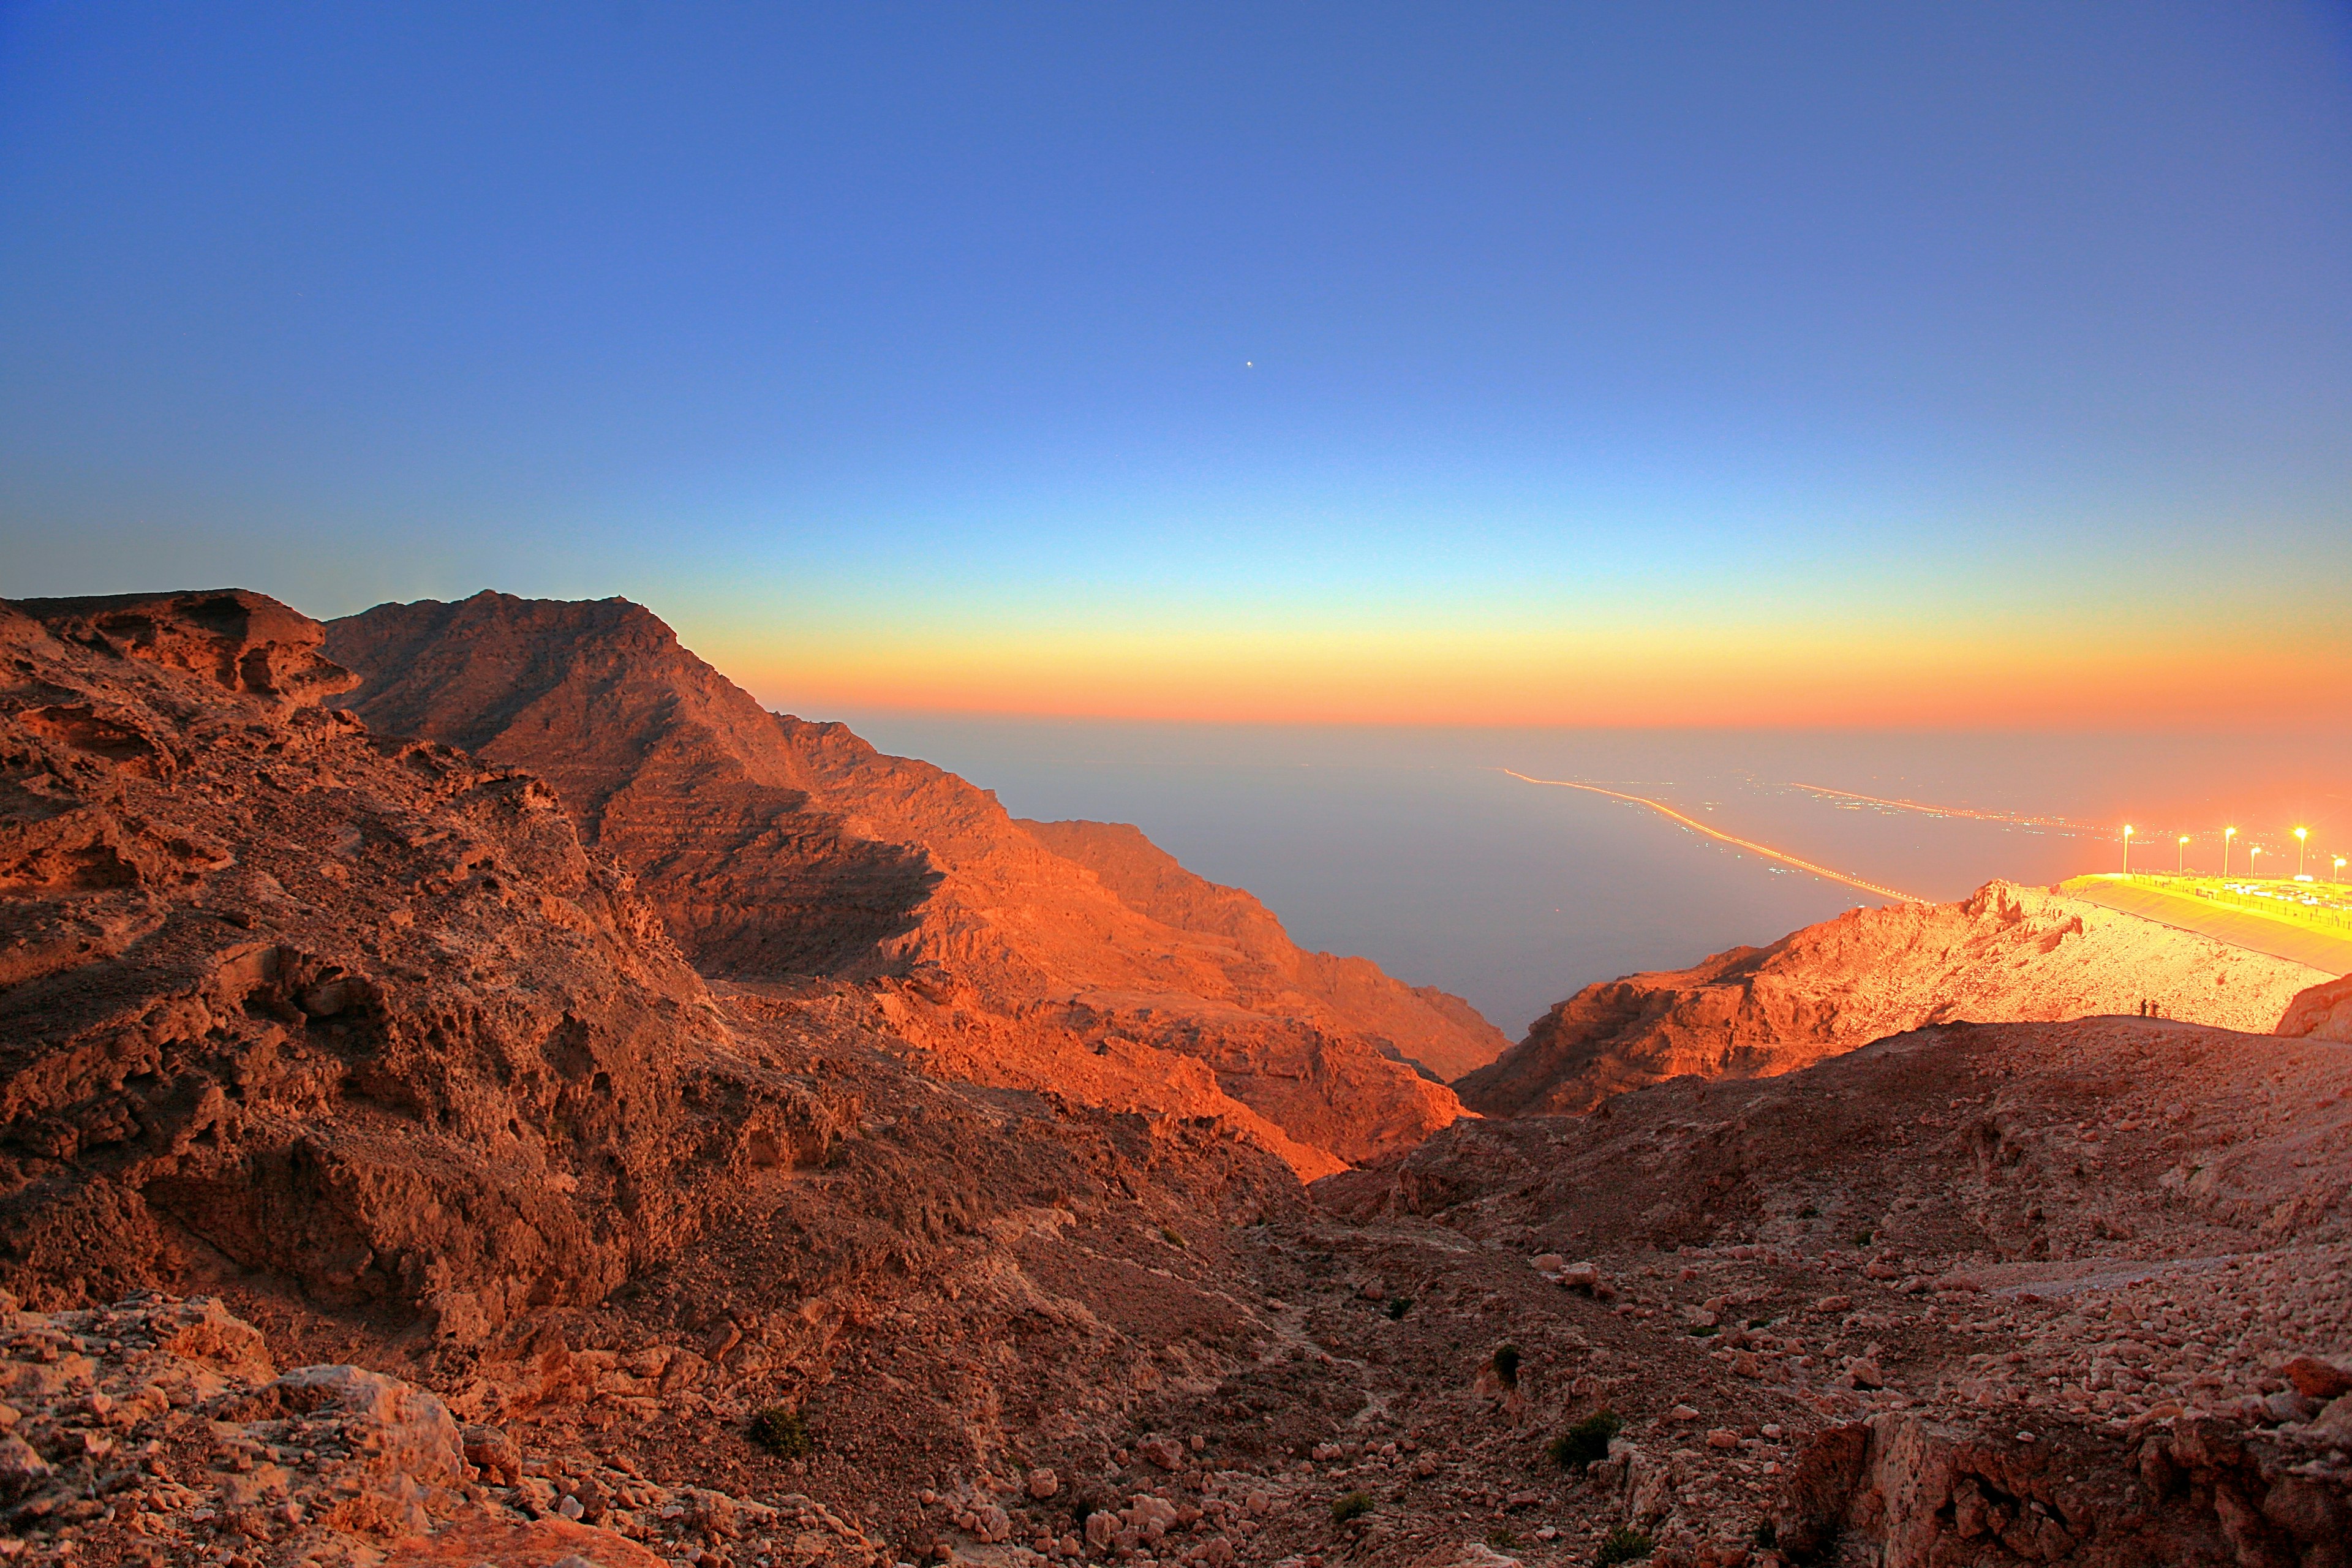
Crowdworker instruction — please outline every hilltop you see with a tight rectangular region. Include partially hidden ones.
[1455,880,2326,1117]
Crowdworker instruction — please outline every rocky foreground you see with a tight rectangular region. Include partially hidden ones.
[1457,882,2328,1117]
[3,588,2349,1568]
[10,1012,2350,1568]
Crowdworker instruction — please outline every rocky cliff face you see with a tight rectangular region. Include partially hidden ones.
[0,589,1340,1567]
[1456,880,2328,1117]
[324,592,1483,1174]
[0,590,816,1335]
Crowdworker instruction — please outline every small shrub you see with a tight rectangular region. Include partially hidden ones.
[748,1405,814,1458]
[1491,1344,1522,1387]
[1852,1231,1874,1247]
[1159,1226,1188,1249]
[1386,1295,1413,1321]
[1330,1491,1374,1525]
[1685,1322,1719,1337]
[1546,1409,1622,1471]
[1595,1526,1654,1566]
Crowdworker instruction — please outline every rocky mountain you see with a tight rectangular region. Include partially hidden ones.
[0,588,1318,1566]
[0,588,751,1330]
[7,586,2348,1568]
[323,592,1494,1173]
[1456,880,2328,1117]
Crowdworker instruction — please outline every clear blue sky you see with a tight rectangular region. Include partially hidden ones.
[4,2,2348,723]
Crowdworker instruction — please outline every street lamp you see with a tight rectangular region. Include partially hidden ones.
[2338,855,2348,884]
[2296,826,2309,878]
[2122,824,2134,875]
[2251,845,2264,876]
[2178,835,2190,875]
[2223,826,2237,877]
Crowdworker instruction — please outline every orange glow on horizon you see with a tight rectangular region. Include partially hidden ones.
[696,613,2352,729]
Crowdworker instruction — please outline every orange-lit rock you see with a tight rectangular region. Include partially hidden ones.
[1457,880,2325,1116]
[326,593,1490,1171]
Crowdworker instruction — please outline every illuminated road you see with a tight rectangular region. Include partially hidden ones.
[2062,878,2352,974]
[1788,781,2078,829]
[1501,771,1927,905]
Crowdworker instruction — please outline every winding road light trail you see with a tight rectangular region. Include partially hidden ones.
[1500,770,1928,905]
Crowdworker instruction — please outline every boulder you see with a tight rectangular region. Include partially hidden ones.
[2282,1355,2352,1401]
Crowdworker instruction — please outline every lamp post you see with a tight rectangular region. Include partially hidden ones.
[2251,845,2264,877]
[2296,827,2309,878]
[2122,824,2134,875]
[2179,835,2190,875]
[2337,855,2347,884]
[2223,826,2237,877]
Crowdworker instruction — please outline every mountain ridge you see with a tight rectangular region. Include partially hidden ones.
[5,586,2349,1568]
[1456,878,2328,1117]
[323,590,1499,1173]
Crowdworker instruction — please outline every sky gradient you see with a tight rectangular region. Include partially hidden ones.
[4,2,2349,726]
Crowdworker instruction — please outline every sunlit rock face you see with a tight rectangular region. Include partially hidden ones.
[0,589,785,1332]
[1457,880,2325,1117]
[326,591,1497,1174]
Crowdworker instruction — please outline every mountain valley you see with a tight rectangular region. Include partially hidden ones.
[0,589,2346,1568]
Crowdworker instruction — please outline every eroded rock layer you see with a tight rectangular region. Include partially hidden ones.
[1457,880,2327,1117]
[0,590,801,1333]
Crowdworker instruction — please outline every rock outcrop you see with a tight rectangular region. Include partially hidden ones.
[323,592,1484,1172]
[1770,1406,2352,1568]
[1457,880,2327,1117]
[0,590,840,1333]
[2278,970,2352,1044]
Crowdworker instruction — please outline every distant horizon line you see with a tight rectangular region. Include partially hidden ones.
[772,703,2342,740]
